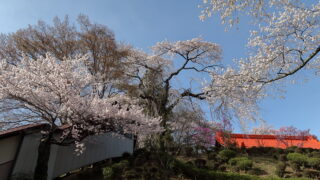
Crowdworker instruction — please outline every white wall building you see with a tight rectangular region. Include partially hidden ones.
[0,124,134,180]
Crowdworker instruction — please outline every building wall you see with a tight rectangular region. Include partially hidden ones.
[216,133,320,149]
[11,133,42,179]
[11,132,133,180]
[0,135,21,180]
[47,133,133,179]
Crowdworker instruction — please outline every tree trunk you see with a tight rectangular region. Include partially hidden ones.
[34,133,52,180]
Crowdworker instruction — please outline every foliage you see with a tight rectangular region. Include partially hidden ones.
[229,157,249,166]
[278,154,287,162]
[206,160,219,171]
[307,157,320,170]
[275,162,286,178]
[302,169,320,179]
[228,157,253,172]
[207,152,217,160]
[200,0,320,86]
[287,153,308,166]
[0,55,162,152]
[217,149,236,162]
[310,151,320,158]
[191,126,216,150]
[287,153,308,173]
[247,167,265,176]
[0,15,130,100]
[173,160,256,180]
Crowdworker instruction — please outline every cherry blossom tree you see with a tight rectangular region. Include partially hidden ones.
[276,126,311,148]
[251,124,277,135]
[0,54,161,180]
[125,37,264,150]
[0,14,283,177]
[192,126,216,151]
[200,0,320,85]
[251,125,311,148]
[0,15,130,99]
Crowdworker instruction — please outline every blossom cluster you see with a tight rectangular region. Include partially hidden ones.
[0,54,162,151]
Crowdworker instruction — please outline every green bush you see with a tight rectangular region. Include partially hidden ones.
[228,157,253,172]
[311,151,320,158]
[111,160,129,173]
[275,162,286,178]
[102,160,130,179]
[206,160,219,170]
[287,153,308,166]
[229,157,249,166]
[307,157,320,170]
[237,159,253,172]
[218,149,236,162]
[102,167,113,179]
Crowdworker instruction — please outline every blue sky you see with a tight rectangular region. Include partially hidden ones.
[0,0,319,136]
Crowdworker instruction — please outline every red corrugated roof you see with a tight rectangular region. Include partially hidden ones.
[216,132,320,149]
[0,123,47,138]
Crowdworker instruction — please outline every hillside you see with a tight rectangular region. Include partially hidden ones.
[57,146,320,180]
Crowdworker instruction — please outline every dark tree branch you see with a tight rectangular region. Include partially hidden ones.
[259,45,320,84]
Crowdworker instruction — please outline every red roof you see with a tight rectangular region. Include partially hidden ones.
[216,132,320,149]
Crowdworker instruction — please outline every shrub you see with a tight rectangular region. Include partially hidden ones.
[102,167,113,179]
[290,162,302,173]
[102,160,130,179]
[229,157,248,166]
[307,157,320,170]
[217,149,236,162]
[123,169,141,179]
[302,169,320,179]
[206,160,219,170]
[311,151,320,158]
[173,160,257,180]
[111,160,129,173]
[237,159,253,172]
[228,157,252,172]
[287,153,308,166]
[275,162,286,178]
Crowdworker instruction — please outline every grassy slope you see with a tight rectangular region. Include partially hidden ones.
[59,150,313,180]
